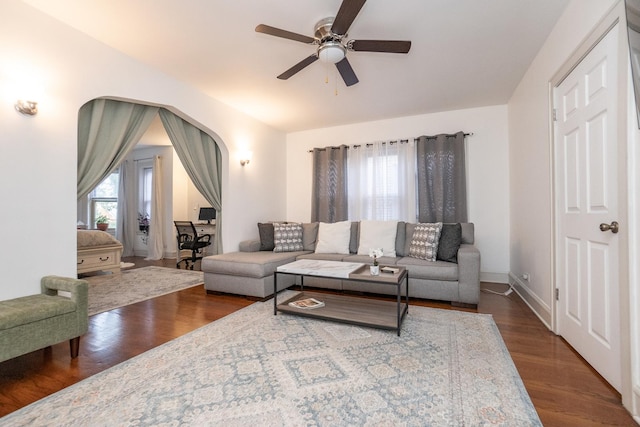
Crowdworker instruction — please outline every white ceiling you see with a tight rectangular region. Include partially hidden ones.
[22,0,569,133]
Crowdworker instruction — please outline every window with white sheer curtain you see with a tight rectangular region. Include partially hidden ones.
[347,140,417,222]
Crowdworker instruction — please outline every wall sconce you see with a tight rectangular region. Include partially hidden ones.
[15,100,38,115]
[239,150,252,166]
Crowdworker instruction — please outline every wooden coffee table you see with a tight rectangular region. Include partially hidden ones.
[273,259,409,336]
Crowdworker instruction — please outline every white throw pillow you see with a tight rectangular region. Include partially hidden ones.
[314,221,352,254]
[357,220,398,257]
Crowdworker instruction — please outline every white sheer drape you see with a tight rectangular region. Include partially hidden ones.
[145,155,164,260]
[116,159,137,257]
[347,140,416,221]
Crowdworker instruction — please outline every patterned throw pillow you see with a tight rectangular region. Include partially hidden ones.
[273,222,304,252]
[409,222,443,261]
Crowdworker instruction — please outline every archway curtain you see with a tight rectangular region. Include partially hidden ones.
[311,145,348,222]
[159,109,223,254]
[77,99,159,199]
[416,132,468,223]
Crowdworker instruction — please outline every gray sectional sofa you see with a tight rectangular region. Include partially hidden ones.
[202,222,480,307]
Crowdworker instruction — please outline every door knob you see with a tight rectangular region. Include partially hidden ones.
[599,221,619,234]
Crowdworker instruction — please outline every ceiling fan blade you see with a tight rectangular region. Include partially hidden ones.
[350,40,411,54]
[277,55,319,80]
[335,57,359,86]
[255,24,315,44]
[331,0,367,35]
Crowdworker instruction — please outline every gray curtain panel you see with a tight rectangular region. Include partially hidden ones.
[416,132,468,223]
[77,99,159,199]
[311,145,349,223]
[159,109,223,254]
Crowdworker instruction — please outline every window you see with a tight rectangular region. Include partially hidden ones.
[347,141,416,221]
[141,166,152,221]
[90,171,119,229]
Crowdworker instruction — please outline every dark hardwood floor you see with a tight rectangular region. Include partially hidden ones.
[0,257,635,425]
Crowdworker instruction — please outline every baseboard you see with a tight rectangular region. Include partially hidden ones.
[480,272,509,284]
[632,385,640,423]
[508,272,553,330]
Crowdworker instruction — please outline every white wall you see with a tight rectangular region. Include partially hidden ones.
[507,0,616,325]
[0,0,287,300]
[286,105,510,280]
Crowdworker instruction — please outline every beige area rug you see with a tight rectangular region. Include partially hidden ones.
[2,292,541,426]
[85,266,204,316]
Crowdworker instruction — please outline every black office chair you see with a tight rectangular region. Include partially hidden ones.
[174,221,212,270]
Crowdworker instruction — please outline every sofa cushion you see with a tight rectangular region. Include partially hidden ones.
[342,254,399,266]
[350,221,359,254]
[395,221,406,257]
[315,221,351,254]
[257,223,275,251]
[403,223,416,256]
[409,223,443,261]
[437,223,462,263]
[0,295,76,331]
[273,222,304,252]
[239,240,261,252]
[202,251,308,278]
[357,220,398,257]
[461,223,474,245]
[297,252,348,262]
[302,222,319,251]
[397,257,459,281]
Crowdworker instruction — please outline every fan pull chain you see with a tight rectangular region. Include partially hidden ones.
[325,61,329,84]
[335,67,339,96]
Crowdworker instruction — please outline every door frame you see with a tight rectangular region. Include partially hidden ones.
[549,0,632,408]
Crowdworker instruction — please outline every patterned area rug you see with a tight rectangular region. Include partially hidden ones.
[1,292,541,426]
[85,266,204,316]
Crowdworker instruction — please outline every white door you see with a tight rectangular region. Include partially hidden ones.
[554,26,621,391]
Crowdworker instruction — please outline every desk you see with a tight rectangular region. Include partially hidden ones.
[194,223,216,256]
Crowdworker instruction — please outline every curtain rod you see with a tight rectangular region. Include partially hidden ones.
[308,132,473,152]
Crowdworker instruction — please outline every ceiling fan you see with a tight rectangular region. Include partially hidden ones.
[255,0,411,87]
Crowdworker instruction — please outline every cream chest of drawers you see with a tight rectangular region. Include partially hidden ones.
[77,244,122,275]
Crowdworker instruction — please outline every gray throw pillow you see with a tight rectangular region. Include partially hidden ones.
[437,223,462,263]
[257,223,274,251]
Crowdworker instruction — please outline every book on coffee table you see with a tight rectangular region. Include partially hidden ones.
[288,297,325,309]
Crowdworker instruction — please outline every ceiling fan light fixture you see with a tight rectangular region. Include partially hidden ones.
[318,42,346,64]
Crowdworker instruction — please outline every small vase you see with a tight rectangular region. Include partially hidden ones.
[370,265,380,276]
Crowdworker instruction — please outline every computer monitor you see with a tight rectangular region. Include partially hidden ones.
[198,207,216,224]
